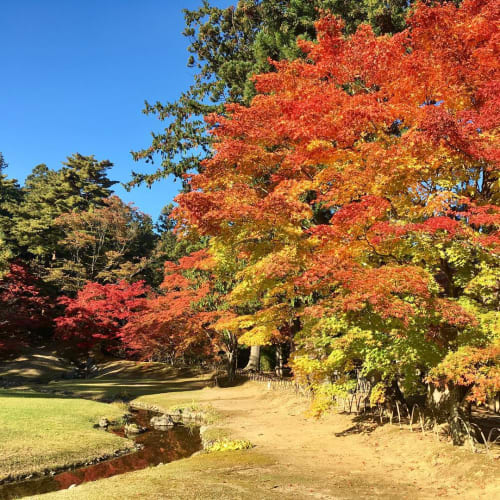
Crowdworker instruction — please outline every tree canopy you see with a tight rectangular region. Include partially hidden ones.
[173,0,499,410]
[131,0,422,186]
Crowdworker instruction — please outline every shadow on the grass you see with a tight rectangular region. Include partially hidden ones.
[0,389,76,399]
[42,376,212,401]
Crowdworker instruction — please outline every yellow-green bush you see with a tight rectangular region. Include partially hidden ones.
[206,439,253,452]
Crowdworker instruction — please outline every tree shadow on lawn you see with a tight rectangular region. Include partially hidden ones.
[0,353,73,383]
[1,376,212,403]
[0,389,77,399]
[36,375,212,402]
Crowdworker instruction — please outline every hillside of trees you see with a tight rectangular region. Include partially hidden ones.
[1,0,498,447]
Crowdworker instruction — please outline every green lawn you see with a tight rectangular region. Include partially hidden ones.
[41,361,213,401]
[0,390,133,480]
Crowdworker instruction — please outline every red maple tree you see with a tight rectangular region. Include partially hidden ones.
[55,280,150,353]
[122,250,219,364]
[0,263,52,356]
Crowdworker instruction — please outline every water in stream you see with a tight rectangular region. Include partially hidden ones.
[0,410,202,499]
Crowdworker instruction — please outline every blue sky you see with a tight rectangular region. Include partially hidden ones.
[0,0,233,220]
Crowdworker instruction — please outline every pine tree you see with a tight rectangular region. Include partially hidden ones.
[13,154,117,264]
[0,153,22,273]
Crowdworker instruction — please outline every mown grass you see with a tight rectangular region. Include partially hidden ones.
[42,365,213,401]
[0,390,133,480]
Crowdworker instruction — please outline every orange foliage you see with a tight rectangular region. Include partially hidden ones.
[170,1,498,400]
[122,250,220,362]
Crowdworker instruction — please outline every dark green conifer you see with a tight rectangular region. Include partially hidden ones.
[14,154,117,263]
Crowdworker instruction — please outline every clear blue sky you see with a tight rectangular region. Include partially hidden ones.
[0,0,233,221]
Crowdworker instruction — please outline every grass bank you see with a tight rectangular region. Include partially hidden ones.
[0,390,133,481]
[27,451,286,500]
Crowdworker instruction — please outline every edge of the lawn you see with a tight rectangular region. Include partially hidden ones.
[0,389,137,486]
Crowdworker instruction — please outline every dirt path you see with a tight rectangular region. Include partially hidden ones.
[138,381,500,499]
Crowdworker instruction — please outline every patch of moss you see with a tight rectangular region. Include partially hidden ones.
[206,439,253,452]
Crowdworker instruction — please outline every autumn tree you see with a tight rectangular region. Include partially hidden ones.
[0,263,52,356]
[123,251,217,363]
[131,0,419,187]
[55,280,149,354]
[49,196,156,292]
[174,0,499,441]
[131,0,442,372]
[123,248,253,380]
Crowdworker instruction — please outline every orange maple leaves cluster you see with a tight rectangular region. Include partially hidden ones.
[167,1,499,395]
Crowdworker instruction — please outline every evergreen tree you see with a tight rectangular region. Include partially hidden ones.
[60,153,116,210]
[14,154,117,264]
[0,153,22,273]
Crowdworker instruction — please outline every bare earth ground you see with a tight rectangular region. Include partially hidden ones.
[35,379,500,500]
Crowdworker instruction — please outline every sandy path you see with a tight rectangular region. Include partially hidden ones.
[174,382,500,499]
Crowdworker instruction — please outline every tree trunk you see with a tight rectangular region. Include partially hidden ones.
[244,345,261,371]
[227,348,238,382]
[487,392,500,414]
[275,344,284,378]
[427,384,474,445]
[223,332,239,383]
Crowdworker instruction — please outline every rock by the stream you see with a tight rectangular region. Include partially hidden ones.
[169,410,183,424]
[150,414,175,428]
[124,423,146,434]
[98,417,110,428]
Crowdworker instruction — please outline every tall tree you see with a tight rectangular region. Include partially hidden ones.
[0,154,22,273]
[14,154,117,264]
[131,0,417,187]
[49,196,156,292]
[174,0,499,440]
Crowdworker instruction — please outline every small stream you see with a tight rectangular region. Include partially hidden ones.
[0,410,202,499]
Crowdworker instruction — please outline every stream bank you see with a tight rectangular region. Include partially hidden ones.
[0,409,202,500]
